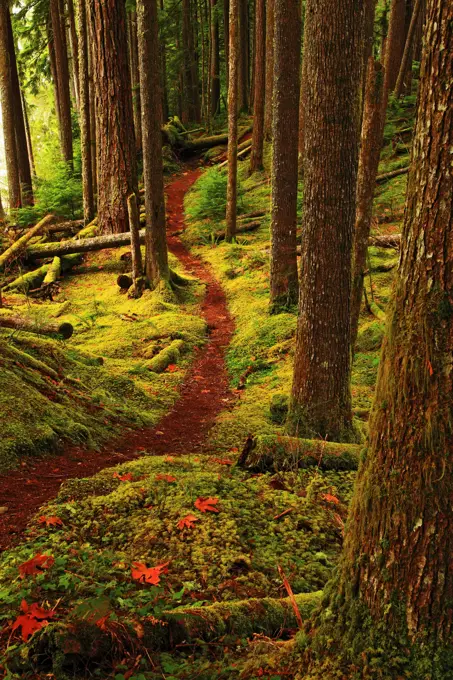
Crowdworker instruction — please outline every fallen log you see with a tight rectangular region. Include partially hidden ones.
[375,166,409,184]
[1,343,60,379]
[239,209,267,220]
[4,254,83,292]
[0,214,54,270]
[117,273,133,290]
[217,143,252,169]
[369,233,401,248]
[214,220,262,242]
[145,338,185,373]
[42,257,61,285]
[237,435,361,472]
[178,125,253,154]
[26,230,147,260]
[0,314,73,339]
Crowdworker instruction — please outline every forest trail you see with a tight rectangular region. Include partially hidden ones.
[0,166,236,552]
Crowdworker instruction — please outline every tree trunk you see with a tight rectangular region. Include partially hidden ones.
[88,33,97,203]
[0,314,73,339]
[210,0,221,117]
[182,0,201,122]
[304,4,453,675]
[47,16,61,131]
[76,0,94,224]
[351,59,386,351]
[127,193,145,297]
[159,0,169,122]
[7,11,33,206]
[50,0,74,165]
[394,0,422,97]
[21,90,36,178]
[0,215,54,269]
[26,229,146,260]
[137,0,170,287]
[0,0,21,211]
[361,0,377,117]
[249,0,265,173]
[225,0,239,242]
[269,0,301,311]
[88,0,137,234]
[67,0,80,110]
[128,10,142,152]
[263,0,274,141]
[238,0,249,111]
[383,0,406,94]
[223,0,229,88]
[287,0,364,442]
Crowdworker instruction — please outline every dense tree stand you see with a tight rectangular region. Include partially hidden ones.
[295,2,453,677]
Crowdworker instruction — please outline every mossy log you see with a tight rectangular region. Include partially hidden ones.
[237,435,361,472]
[214,220,262,242]
[1,342,60,379]
[217,143,252,169]
[375,166,409,184]
[0,215,54,269]
[0,314,73,339]
[4,254,82,292]
[42,257,61,285]
[163,124,253,155]
[145,339,185,372]
[27,230,147,260]
[73,219,99,240]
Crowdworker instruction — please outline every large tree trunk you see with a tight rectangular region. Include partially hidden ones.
[383,0,406,94]
[238,0,249,111]
[50,0,74,165]
[225,0,239,242]
[67,0,80,110]
[263,0,274,141]
[76,0,94,223]
[361,0,377,117]
[128,10,142,152]
[88,0,137,234]
[182,0,201,122]
[137,0,170,287]
[0,0,21,210]
[287,0,364,441]
[350,59,386,351]
[210,0,221,117]
[269,0,301,311]
[6,12,33,206]
[159,0,169,122]
[249,0,265,173]
[304,4,453,675]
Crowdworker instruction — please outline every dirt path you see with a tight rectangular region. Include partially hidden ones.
[0,167,235,552]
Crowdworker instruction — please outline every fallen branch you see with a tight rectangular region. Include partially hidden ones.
[42,257,61,285]
[0,215,54,269]
[217,143,252,169]
[237,435,361,472]
[4,254,82,292]
[214,220,262,242]
[244,178,270,193]
[26,230,147,260]
[368,233,401,248]
[0,314,73,339]
[145,339,185,373]
[375,166,409,184]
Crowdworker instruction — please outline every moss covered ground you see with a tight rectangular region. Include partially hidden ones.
[0,99,414,679]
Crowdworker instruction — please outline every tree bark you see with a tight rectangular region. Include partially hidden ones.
[361,0,377,117]
[383,0,406,94]
[128,10,142,152]
[76,0,95,223]
[26,229,147,260]
[127,193,145,297]
[137,0,170,287]
[269,0,301,311]
[0,314,73,339]
[159,0,169,122]
[0,0,21,210]
[88,0,137,234]
[305,4,453,674]
[21,90,36,179]
[210,0,221,117]
[223,0,229,87]
[67,0,80,110]
[263,0,274,141]
[287,0,364,442]
[50,0,74,165]
[394,0,422,97]
[7,11,33,206]
[249,0,265,173]
[350,59,386,351]
[182,0,201,122]
[225,0,239,242]
[238,0,249,111]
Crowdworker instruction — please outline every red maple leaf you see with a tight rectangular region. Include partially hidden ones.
[12,600,55,641]
[177,514,199,530]
[155,473,177,483]
[18,554,55,579]
[194,497,220,513]
[38,516,63,527]
[321,493,340,505]
[113,472,134,482]
[131,561,169,585]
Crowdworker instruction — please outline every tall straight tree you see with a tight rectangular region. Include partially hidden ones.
[88,0,137,234]
[7,11,33,205]
[238,0,249,110]
[287,0,364,441]
[137,0,169,287]
[76,0,94,223]
[263,0,274,140]
[249,0,265,173]
[50,0,73,165]
[0,0,21,210]
[182,0,201,121]
[394,0,423,97]
[384,0,406,93]
[225,0,239,242]
[224,0,229,87]
[128,10,142,153]
[210,0,220,116]
[269,0,301,310]
[67,0,80,110]
[303,3,453,675]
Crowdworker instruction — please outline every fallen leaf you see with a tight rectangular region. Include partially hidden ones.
[177,514,199,530]
[164,455,175,463]
[194,497,220,513]
[155,474,177,483]
[38,516,63,528]
[19,554,55,579]
[131,561,169,585]
[167,364,178,373]
[12,600,55,641]
[321,493,340,505]
[113,472,134,482]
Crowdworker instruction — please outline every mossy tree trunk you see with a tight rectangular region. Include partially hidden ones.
[269,0,301,311]
[305,4,453,676]
[50,0,74,166]
[137,0,170,286]
[287,0,364,441]
[249,0,265,173]
[225,0,239,242]
[88,0,137,234]
[76,0,95,223]
[263,0,274,141]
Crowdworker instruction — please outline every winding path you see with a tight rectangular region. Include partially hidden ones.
[0,167,235,552]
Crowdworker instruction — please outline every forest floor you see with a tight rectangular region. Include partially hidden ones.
[0,99,414,679]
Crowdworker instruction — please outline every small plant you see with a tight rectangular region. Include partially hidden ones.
[186,168,245,222]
